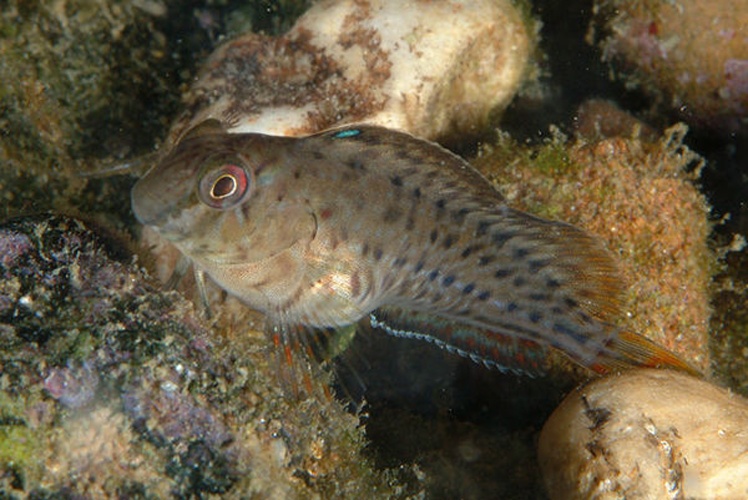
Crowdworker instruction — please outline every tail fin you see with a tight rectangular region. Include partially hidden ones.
[589,329,701,377]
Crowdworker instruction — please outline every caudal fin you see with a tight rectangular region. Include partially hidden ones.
[589,329,701,377]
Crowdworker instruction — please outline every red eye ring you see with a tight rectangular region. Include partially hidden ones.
[198,162,251,209]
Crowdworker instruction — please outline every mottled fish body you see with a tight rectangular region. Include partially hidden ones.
[132,124,695,376]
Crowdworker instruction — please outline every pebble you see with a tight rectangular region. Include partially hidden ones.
[170,0,533,143]
[538,369,748,499]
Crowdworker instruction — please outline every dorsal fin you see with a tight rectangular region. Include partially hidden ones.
[178,119,227,142]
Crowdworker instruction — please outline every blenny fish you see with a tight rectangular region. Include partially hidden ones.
[131,124,695,381]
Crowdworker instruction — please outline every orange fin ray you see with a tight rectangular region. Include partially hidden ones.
[589,329,701,377]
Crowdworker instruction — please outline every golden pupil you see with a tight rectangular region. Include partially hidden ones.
[211,174,237,199]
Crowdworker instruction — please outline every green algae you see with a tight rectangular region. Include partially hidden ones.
[0,391,48,491]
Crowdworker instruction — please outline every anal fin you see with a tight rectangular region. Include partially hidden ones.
[370,308,549,377]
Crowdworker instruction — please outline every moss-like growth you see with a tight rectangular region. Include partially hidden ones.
[474,124,714,372]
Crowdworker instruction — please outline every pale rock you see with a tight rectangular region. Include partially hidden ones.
[538,369,748,499]
[169,0,533,144]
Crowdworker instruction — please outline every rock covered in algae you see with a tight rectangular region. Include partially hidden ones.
[538,369,748,499]
[710,245,748,396]
[0,0,189,169]
[0,214,415,497]
[473,120,713,372]
[0,0,232,235]
[588,0,748,133]
[169,0,536,145]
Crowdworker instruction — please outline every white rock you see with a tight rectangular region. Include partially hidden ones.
[538,369,748,499]
[169,0,532,143]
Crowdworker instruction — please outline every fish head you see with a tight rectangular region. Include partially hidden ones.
[131,130,317,271]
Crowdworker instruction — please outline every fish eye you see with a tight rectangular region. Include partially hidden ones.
[198,161,251,209]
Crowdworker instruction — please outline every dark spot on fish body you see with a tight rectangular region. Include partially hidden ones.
[412,187,422,199]
[494,268,513,279]
[577,311,593,325]
[527,258,551,274]
[430,229,438,244]
[442,275,455,286]
[478,255,495,266]
[476,220,490,237]
[312,151,325,160]
[383,206,403,224]
[435,199,446,210]
[361,243,370,256]
[428,269,439,281]
[529,292,551,302]
[462,283,475,294]
[563,297,579,309]
[553,322,589,346]
[451,207,470,224]
[414,260,425,273]
[513,276,527,288]
[393,257,407,267]
[492,231,513,247]
[373,248,383,261]
[293,170,301,179]
[507,302,519,313]
[346,158,366,171]
[442,234,456,249]
[405,216,416,231]
[546,278,562,289]
[477,290,491,301]
[390,175,403,187]
[513,247,531,259]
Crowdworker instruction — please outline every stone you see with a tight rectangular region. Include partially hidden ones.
[538,369,748,499]
[589,0,748,133]
[168,0,534,144]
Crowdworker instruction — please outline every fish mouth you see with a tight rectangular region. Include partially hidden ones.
[131,177,162,227]
[131,174,187,228]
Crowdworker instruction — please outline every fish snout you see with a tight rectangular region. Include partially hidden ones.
[131,177,169,227]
